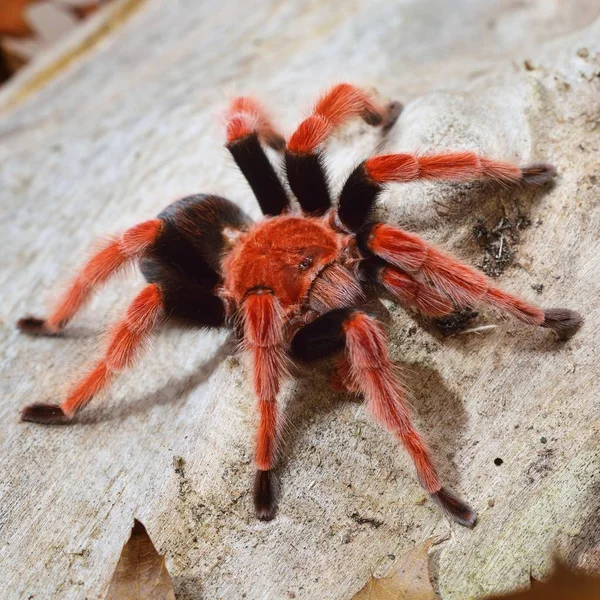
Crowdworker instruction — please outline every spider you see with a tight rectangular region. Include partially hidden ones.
[17,83,582,527]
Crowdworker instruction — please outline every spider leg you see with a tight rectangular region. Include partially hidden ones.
[21,283,165,423]
[225,97,290,216]
[338,151,556,231]
[17,219,162,335]
[286,83,402,215]
[359,257,454,317]
[290,308,476,528]
[242,290,288,520]
[358,222,582,336]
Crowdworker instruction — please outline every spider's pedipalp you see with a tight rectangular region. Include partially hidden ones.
[286,83,399,216]
[225,97,289,216]
[17,219,162,335]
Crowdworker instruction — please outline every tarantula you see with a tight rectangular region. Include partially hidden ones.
[18,83,581,527]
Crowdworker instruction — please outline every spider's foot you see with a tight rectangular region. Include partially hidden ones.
[542,308,583,340]
[263,131,286,152]
[382,100,403,131]
[17,317,59,336]
[21,403,70,424]
[254,469,277,521]
[520,163,557,185]
[430,487,477,529]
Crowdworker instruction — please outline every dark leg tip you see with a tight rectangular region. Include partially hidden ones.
[21,403,70,424]
[520,163,557,185]
[542,308,583,339]
[265,132,286,152]
[17,317,58,336]
[254,469,277,521]
[382,100,403,131]
[430,487,477,528]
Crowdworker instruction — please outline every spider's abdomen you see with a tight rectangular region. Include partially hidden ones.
[140,194,251,326]
[223,216,341,308]
[142,194,251,286]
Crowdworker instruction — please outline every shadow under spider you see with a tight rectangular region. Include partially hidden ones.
[564,477,600,572]
[275,359,469,516]
[76,332,237,425]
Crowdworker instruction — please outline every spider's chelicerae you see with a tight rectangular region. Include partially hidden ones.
[18,83,582,527]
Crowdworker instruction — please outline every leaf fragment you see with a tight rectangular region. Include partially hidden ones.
[105,519,176,600]
[485,561,600,599]
[352,538,436,600]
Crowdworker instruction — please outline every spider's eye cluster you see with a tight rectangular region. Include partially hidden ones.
[299,257,313,271]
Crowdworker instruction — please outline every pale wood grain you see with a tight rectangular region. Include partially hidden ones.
[0,1,599,598]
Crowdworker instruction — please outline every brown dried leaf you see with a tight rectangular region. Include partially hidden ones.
[352,538,436,600]
[0,0,35,37]
[105,519,176,600]
[484,562,600,599]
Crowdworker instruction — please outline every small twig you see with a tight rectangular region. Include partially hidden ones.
[458,324,498,336]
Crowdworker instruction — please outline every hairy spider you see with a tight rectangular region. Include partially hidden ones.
[18,83,582,527]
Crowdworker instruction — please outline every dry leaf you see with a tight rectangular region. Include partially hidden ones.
[352,538,436,600]
[484,562,600,599]
[0,0,36,37]
[105,519,176,600]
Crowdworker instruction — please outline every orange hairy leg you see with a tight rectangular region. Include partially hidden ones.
[358,223,582,335]
[226,96,286,150]
[287,83,399,154]
[359,258,454,317]
[364,152,555,185]
[225,97,290,216]
[286,83,402,215]
[290,309,477,527]
[17,219,162,335]
[242,291,287,520]
[21,284,164,424]
[338,151,556,231]
[343,314,442,492]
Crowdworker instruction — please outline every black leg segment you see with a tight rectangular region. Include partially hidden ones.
[227,134,290,216]
[337,162,382,232]
[290,308,357,362]
[285,151,332,215]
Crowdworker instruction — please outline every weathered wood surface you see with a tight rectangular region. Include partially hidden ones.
[0,1,599,598]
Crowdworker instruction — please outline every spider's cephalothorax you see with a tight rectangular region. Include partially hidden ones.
[18,84,582,527]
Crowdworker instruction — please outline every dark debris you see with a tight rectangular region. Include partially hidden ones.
[434,308,479,336]
[473,215,531,277]
[349,512,384,528]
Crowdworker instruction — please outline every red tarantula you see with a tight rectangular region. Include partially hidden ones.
[18,83,582,527]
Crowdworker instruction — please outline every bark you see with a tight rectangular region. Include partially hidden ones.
[0,1,599,598]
